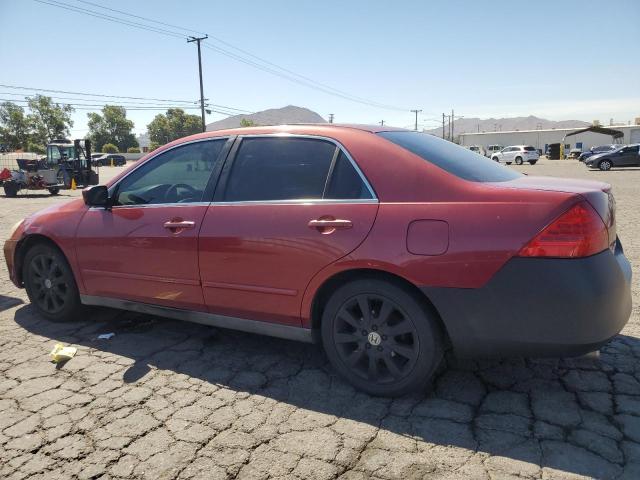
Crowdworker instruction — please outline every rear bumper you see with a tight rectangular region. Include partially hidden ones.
[422,243,632,358]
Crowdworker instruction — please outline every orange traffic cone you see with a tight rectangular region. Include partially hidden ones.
[71,177,77,190]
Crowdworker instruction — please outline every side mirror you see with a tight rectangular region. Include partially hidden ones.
[82,185,109,207]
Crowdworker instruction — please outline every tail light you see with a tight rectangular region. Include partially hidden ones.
[518,201,609,258]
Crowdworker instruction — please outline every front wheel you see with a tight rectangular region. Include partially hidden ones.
[492,157,499,162]
[599,160,612,171]
[528,161,537,165]
[23,243,83,322]
[515,157,523,165]
[3,181,19,197]
[321,278,444,397]
[48,187,60,195]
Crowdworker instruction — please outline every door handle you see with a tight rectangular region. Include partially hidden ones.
[163,220,195,232]
[308,218,353,231]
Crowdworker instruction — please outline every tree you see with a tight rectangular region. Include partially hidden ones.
[147,108,202,144]
[102,143,118,153]
[240,118,256,127]
[0,102,30,150]
[87,105,138,153]
[27,95,74,147]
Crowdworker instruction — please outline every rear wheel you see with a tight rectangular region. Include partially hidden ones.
[321,278,443,397]
[492,157,499,162]
[3,181,19,197]
[515,156,523,165]
[48,187,60,195]
[528,160,537,165]
[23,243,83,322]
[599,159,612,171]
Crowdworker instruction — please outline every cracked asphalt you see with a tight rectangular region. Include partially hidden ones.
[1,159,639,480]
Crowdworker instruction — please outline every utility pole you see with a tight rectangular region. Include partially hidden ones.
[328,113,334,123]
[380,120,385,126]
[442,113,446,139]
[187,35,208,132]
[411,109,422,131]
[451,109,454,143]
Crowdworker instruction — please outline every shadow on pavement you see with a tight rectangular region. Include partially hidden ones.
[0,294,23,312]
[14,305,640,479]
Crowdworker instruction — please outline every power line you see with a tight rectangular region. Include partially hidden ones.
[34,0,410,112]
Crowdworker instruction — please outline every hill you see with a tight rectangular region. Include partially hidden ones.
[425,115,591,137]
[206,105,326,131]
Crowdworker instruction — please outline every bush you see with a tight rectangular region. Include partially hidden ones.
[127,147,140,153]
[149,141,160,151]
[27,142,45,154]
[102,143,118,153]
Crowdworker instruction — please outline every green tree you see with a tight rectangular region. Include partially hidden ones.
[0,102,30,150]
[240,118,256,127]
[87,105,138,153]
[147,108,202,144]
[27,95,74,147]
[102,143,118,153]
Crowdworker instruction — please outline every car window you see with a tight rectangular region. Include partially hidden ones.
[523,146,536,151]
[325,151,373,200]
[114,139,225,206]
[626,146,639,154]
[378,131,522,182]
[223,137,336,201]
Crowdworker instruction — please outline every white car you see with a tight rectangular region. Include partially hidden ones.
[491,145,539,165]
[467,145,486,156]
[485,145,504,157]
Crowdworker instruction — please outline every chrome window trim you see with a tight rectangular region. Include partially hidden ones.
[224,133,378,202]
[213,198,378,206]
[107,136,231,198]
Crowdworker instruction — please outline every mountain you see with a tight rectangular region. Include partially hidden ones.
[424,115,591,137]
[206,105,326,131]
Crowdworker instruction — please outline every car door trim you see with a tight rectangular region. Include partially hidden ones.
[80,294,314,343]
[81,269,201,286]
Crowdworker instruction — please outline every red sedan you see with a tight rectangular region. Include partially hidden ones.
[4,125,632,396]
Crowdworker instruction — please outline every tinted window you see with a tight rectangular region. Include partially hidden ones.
[325,152,373,199]
[523,146,536,151]
[114,139,225,205]
[224,137,336,201]
[378,131,522,182]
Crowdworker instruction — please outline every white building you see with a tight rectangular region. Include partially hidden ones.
[459,123,640,153]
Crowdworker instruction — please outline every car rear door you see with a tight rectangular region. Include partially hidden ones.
[198,135,379,326]
[76,138,230,311]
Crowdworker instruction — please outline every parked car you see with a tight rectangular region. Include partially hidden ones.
[467,145,486,156]
[485,144,504,158]
[579,145,618,162]
[491,145,539,165]
[4,125,631,396]
[585,144,640,171]
[93,153,126,166]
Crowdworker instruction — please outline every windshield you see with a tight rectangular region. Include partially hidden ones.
[378,131,522,182]
[594,145,616,152]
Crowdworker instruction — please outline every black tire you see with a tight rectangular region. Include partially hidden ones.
[599,159,612,171]
[492,157,499,162]
[528,161,537,165]
[48,187,60,195]
[23,243,83,322]
[321,278,443,397]
[3,181,19,197]
[515,156,523,165]
[506,162,512,165]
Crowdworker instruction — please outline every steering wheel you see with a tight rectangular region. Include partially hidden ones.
[166,183,199,203]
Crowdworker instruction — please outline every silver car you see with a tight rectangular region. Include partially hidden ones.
[491,145,539,165]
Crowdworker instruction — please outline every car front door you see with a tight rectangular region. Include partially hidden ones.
[198,135,379,326]
[76,138,230,311]
[618,145,639,166]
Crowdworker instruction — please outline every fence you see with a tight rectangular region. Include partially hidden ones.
[0,153,41,170]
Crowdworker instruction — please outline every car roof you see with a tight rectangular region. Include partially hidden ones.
[202,123,409,137]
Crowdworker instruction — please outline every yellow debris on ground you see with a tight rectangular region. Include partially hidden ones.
[50,343,77,363]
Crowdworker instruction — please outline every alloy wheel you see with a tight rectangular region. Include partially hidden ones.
[27,253,70,314]
[332,294,420,384]
[599,160,612,171]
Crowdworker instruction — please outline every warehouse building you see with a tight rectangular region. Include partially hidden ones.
[459,123,640,154]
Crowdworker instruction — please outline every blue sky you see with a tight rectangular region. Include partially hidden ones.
[1,0,639,135]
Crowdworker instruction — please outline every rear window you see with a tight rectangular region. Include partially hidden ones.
[523,146,536,151]
[377,131,522,182]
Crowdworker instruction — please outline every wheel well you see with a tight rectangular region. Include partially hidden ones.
[310,268,451,346]
[14,234,64,286]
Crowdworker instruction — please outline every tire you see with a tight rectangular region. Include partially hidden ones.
[56,169,71,188]
[599,160,612,171]
[3,181,19,197]
[515,156,523,165]
[321,278,444,397]
[528,161,537,165]
[23,243,83,322]
[492,157,499,162]
[506,162,512,165]
[48,187,60,195]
